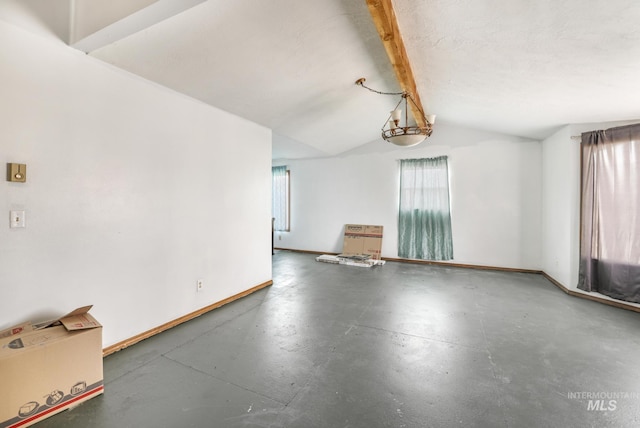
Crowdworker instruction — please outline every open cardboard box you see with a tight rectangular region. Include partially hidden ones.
[0,306,103,428]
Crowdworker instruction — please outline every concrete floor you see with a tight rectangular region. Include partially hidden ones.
[39,251,640,427]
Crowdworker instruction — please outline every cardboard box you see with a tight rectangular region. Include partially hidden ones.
[0,323,32,339]
[0,306,103,428]
[342,224,383,260]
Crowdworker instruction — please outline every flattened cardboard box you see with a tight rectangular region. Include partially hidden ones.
[0,306,103,428]
[342,224,383,260]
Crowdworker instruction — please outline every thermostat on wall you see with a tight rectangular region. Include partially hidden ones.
[7,163,27,183]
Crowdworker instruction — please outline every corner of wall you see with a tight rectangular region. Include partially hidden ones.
[541,125,577,289]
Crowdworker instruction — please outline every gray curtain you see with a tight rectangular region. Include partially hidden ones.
[398,157,453,260]
[578,123,640,303]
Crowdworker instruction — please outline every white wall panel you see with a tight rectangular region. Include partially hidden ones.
[0,21,272,347]
[275,124,542,270]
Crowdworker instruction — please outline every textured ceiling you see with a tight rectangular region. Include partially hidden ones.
[2,0,640,158]
[397,0,640,139]
[87,0,397,158]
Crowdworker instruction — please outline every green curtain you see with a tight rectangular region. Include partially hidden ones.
[272,165,288,231]
[398,157,453,260]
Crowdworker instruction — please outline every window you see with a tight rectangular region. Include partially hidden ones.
[272,165,290,231]
[398,156,453,260]
[578,124,640,303]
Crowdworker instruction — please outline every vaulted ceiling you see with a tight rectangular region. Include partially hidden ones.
[2,0,640,159]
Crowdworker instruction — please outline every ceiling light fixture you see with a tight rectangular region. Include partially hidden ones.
[356,78,435,147]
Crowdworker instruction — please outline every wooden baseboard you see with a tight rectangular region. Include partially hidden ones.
[382,256,542,274]
[277,248,540,274]
[274,247,335,256]
[540,272,571,294]
[541,272,640,313]
[102,280,273,357]
[279,248,640,313]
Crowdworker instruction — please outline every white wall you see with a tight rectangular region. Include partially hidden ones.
[275,124,542,270]
[0,21,272,347]
[541,125,580,289]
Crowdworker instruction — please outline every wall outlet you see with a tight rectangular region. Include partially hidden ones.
[196,279,203,292]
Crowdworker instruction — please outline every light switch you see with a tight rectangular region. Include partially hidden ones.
[10,211,25,228]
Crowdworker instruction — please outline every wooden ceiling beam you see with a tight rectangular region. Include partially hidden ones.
[365,0,426,128]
